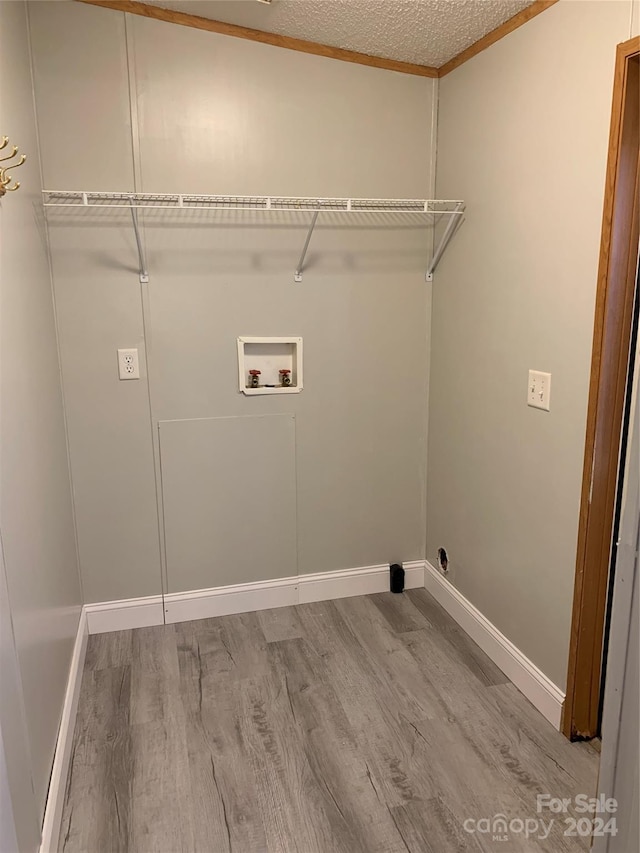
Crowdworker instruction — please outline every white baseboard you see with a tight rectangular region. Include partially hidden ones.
[39,608,88,853]
[298,560,425,604]
[85,595,164,634]
[164,561,424,623]
[39,558,562,850]
[84,561,425,632]
[79,563,562,729]
[164,576,299,624]
[423,561,565,729]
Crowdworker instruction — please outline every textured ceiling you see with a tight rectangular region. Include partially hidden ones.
[146,0,536,67]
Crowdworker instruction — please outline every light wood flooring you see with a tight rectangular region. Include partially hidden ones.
[59,589,599,853]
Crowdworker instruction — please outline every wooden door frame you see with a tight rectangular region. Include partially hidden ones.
[563,36,640,740]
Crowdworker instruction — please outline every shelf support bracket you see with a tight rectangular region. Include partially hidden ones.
[425,202,465,282]
[129,202,149,284]
[294,209,320,282]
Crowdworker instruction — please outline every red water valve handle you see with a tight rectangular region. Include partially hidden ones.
[249,370,261,376]
[279,369,291,374]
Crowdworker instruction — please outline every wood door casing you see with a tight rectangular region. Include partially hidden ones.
[563,38,640,740]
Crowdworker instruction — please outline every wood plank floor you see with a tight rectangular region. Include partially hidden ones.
[59,590,599,853]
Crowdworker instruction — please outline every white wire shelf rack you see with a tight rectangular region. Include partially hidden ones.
[41,191,465,282]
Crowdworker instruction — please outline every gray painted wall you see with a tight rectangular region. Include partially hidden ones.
[427,0,633,689]
[27,0,636,696]
[0,0,82,845]
[0,537,39,853]
[29,2,436,602]
[0,730,20,853]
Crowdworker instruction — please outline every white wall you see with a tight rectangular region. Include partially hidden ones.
[0,0,82,845]
[29,1,436,603]
[427,0,633,689]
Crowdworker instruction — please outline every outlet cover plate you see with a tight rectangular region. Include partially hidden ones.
[118,348,140,380]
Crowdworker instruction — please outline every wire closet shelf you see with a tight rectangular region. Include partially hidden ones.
[41,191,466,282]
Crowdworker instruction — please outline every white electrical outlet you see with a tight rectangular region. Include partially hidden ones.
[117,348,140,380]
[528,369,551,411]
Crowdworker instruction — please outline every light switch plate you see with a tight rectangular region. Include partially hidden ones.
[118,348,140,380]
[528,370,551,411]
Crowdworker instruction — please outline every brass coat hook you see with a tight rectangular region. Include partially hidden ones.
[0,137,26,196]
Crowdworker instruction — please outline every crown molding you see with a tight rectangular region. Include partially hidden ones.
[78,0,439,78]
[79,0,559,79]
[438,0,559,77]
